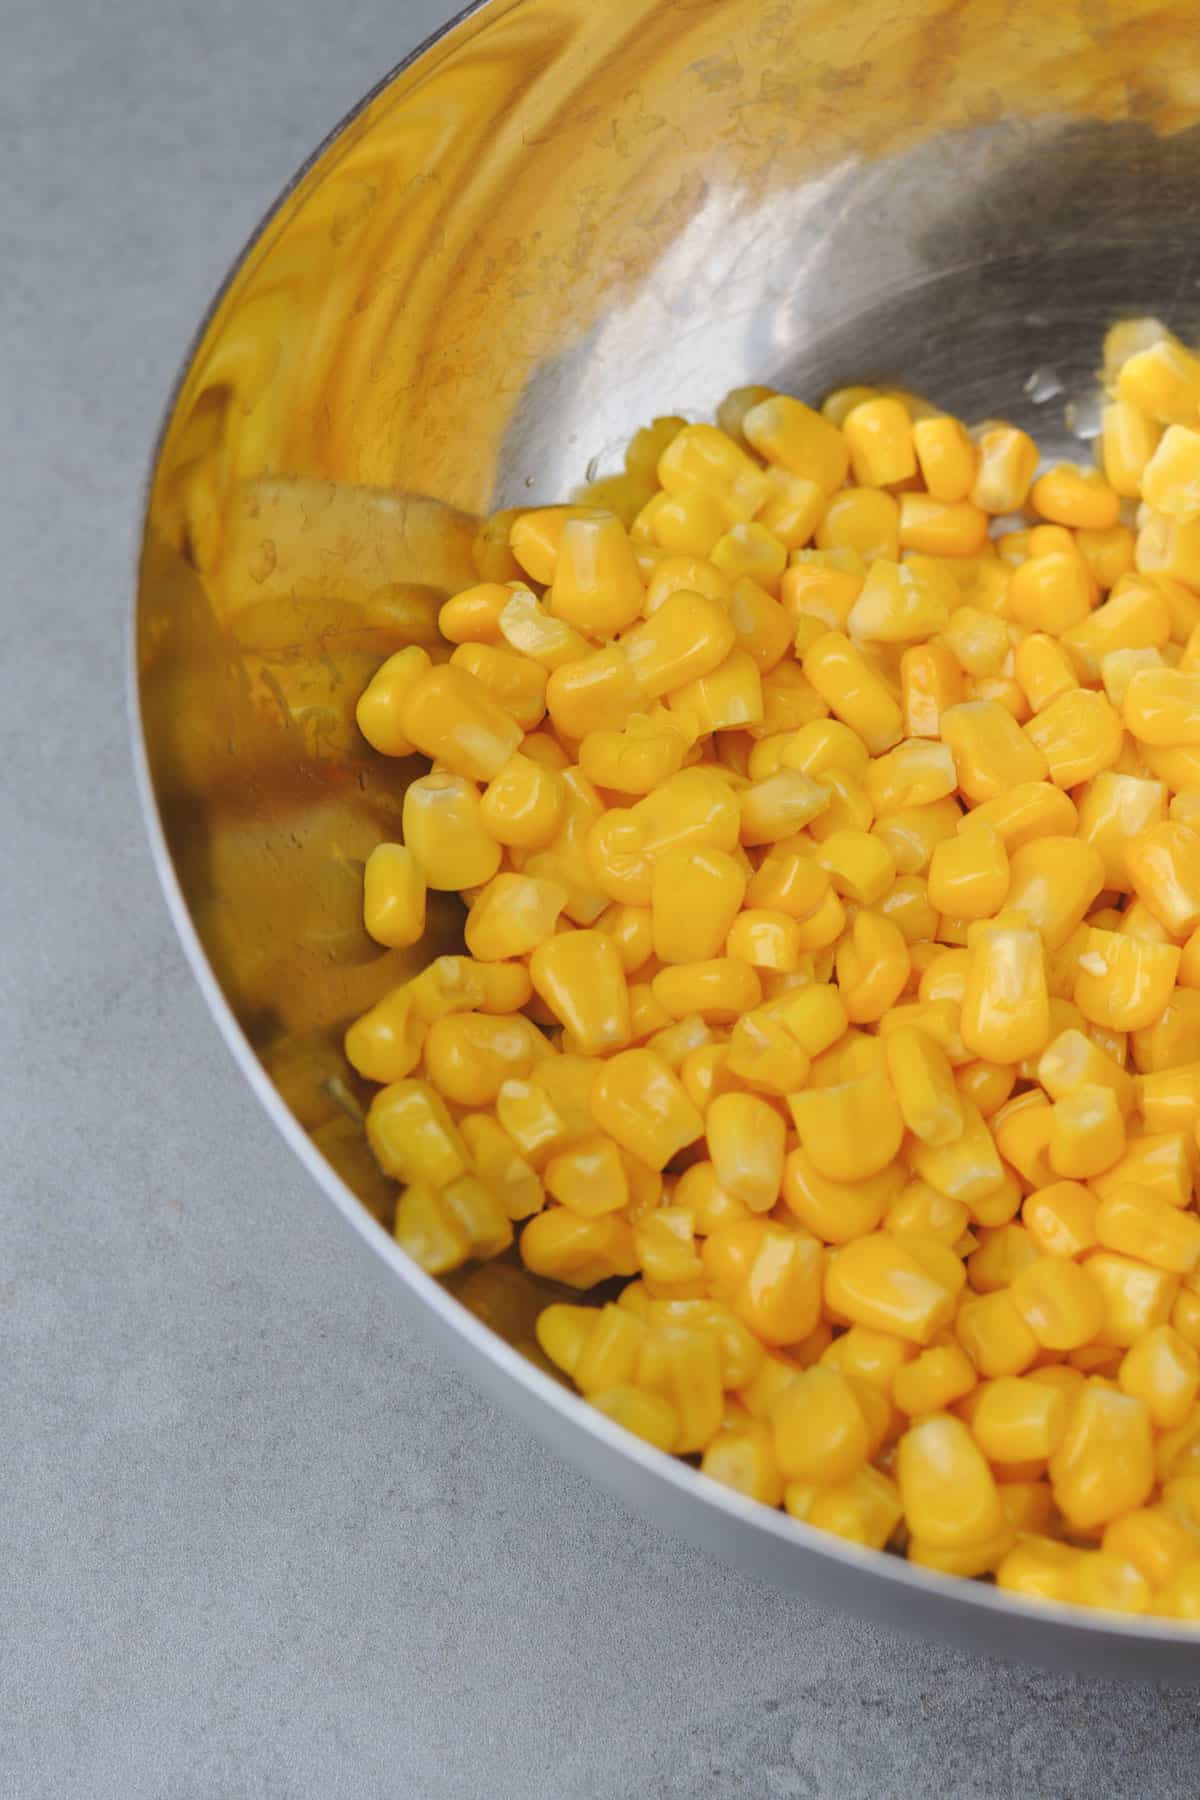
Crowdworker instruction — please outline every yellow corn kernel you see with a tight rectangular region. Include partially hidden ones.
[725,1011,809,1096]
[422,1010,550,1109]
[885,1179,969,1247]
[1101,398,1163,497]
[1046,1085,1125,1181]
[926,824,1008,921]
[399,772,501,891]
[755,660,832,735]
[460,1114,543,1221]
[1002,838,1106,954]
[940,608,1006,682]
[810,829,892,908]
[898,1414,1005,1549]
[738,770,830,845]
[778,982,848,1057]
[366,1079,467,1188]
[1117,1325,1200,1433]
[671,1161,743,1234]
[1022,689,1123,790]
[789,1071,904,1183]
[1136,510,1200,589]
[1074,928,1180,1031]
[959,787,1078,857]
[710,522,787,595]
[510,505,599,583]
[1091,1131,1195,1211]
[479,752,562,849]
[656,421,770,522]
[1062,1551,1152,1614]
[646,1012,711,1075]
[960,915,1051,1064]
[621,591,734,698]
[745,847,830,919]
[840,396,916,487]
[899,642,966,738]
[864,745,956,823]
[833,911,909,1025]
[545,645,641,740]
[703,1218,824,1347]
[521,1208,637,1289]
[1085,1250,1180,1348]
[954,1059,1014,1121]
[955,1289,1039,1376]
[1077,524,1136,592]
[1140,423,1200,524]
[780,550,864,631]
[897,492,991,557]
[743,394,849,492]
[358,842,425,950]
[771,1367,871,1485]
[1049,1383,1155,1530]
[1075,771,1167,890]
[633,1209,704,1293]
[700,1422,785,1506]
[667,648,764,734]
[969,425,1040,514]
[1008,1253,1105,1351]
[1124,665,1200,748]
[846,554,956,644]
[1029,463,1121,531]
[527,930,629,1056]
[704,1092,785,1214]
[1119,335,1200,424]
[751,465,824,548]
[939,701,1049,804]
[892,1344,977,1416]
[878,875,939,945]
[912,415,977,502]
[723,909,802,973]
[546,511,644,636]
[1006,549,1094,636]
[967,1223,1038,1293]
[632,1324,722,1451]
[1022,1180,1097,1261]
[651,848,746,964]
[643,554,731,617]
[449,641,548,733]
[1105,1509,1200,1591]
[578,713,687,797]
[784,1153,902,1254]
[996,1535,1082,1603]
[392,1182,476,1275]
[344,982,425,1085]
[797,1465,902,1549]
[651,958,762,1025]
[462,872,566,962]
[1137,1064,1200,1133]
[588,1048,703,1170]
[801,631,903,754]
[440,580,519,647]
[355,646,433,756]
[496,587,588,671]
[727,577,793,673]
[1013,633,1078,716]
[807,775,874,847]
[541,1135,629,1219]
[1063,585,1173,684]
[824,1233,959,1344]
[400,663,523,783]
[971,1376,1068,1462]
[588,1383,679,1451]
[1125,819,1200,936]
[1095,1189,1200,1279]
[881,1026,964,1151]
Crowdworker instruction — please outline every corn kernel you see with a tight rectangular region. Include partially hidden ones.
[1049,1383,1155,1529]
[972,1376,1067,1462]
[652,958,763,1024]
[1085,1250,1180,1348]
[1074,928,1180,1031]
[703,1218,824,1347]
[650,848,746,964]
[1101,398,1163,497]
[1031,463,1121,531]
[898,493,990,557]
[970,426,1040,514]
[788,1070,904,1183]
[956,1289,1039,1376]
[801,632,903,753]
[771,1366,872,1485]
[366,1079,467,1188]
[743,395,849,493]
[589,1048,703,1170]
[738,769,830,844]
[355,646,433,755]
[781,1149,901,1245]
[911,415,977,501]
[893,1344,977,1416]
[898,1414,1005,1549]
[1090,1130,1195,1210]
[521,1208,637,1289]
[1023,689,1123,789]
[1075,771,1167,889]
[463,872,567,961]
[824,1233,959,1344]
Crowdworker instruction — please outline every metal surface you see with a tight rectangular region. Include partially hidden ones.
[134,0,1200,1675]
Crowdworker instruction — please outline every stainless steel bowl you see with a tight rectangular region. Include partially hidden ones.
[133,0,1200,1676]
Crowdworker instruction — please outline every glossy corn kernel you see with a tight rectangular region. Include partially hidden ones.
[781,1149,900,1246]
[1007,1254,1105,1352]
[847,554,955,643]
[587,1384,679,1451]
[1047,1084,1125,1180]
[788,1069,904,1183]
[1031,463,1121,531]
[459,1114,543,1221]
[971,1376,1068,1463]
[771,1366,871,1485]
[355,645,433,756]
[960,915,1051,1064]
[899,643,965,738]
[995,1535,1082,1603]
[970,426,1040,514]
[1085,1251,1180,1349]
[1118,1324,1200,1431]
[358,842,425,950]
[743,395,849,493]
[911,414,977,501]
[423,1010,551,1109]
[667,648,764,735]
[956,1290,1039,1377]
[1123,665,1200,747]
[520,1208,637,1290]
[1075,771,1167,889]
[1049,1383,1155,1530]
[778,983,848,1057]
[892,1344,977,1416]
[745,847,831,919]
[824,1233,959,1344]
[898,1414,1005,1549]
[527,930,630,1055]
[402,773,501,891]
[939,701,1048,804]
[926,824,1007,921]
[836,396,915,487]
[801,632,903,753]
[366,1079,467,1189]
[897,493,990,557]
[725,909,804,973]
[588,1049,703,1170]
[1074,927,1181,1031]
[650,848,746,964]
[400,663,523,782]
[1118,335,1200,424]
[703,1218,824,1347]
[1023,689,1123,790]
[479,753,563,850]
[652,958,762,1025]
[1095,1190,1200,1278]
[1022,1180,1098,1261]
[880,1024,963,1148]
[700,1422,785,1506]
[1137,1064,1200,1132]
[1101,399,1163,497]
[1006,549,1094,636]
[450,641,548,733]
[545,511,645,637]
[835,911,910,1025]
[1125,820,1200,936]
[703,1092,785,1214]
[710,522,787,595]
[462,872,567,963]
[545,645,641,740]
[1091,1131,1195,1211]
[738,769,830,844]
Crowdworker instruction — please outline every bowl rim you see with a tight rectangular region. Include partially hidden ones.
[128,0,1200,1668]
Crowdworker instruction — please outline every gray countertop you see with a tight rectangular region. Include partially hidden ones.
[5,1,1200,1794]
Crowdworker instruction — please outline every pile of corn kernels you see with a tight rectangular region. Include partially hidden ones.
[346,317,1200,1618]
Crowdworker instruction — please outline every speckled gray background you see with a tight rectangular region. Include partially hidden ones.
[5,0,1200,1794]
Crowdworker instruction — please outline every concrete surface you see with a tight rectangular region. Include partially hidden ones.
[5,0,1200,1794]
